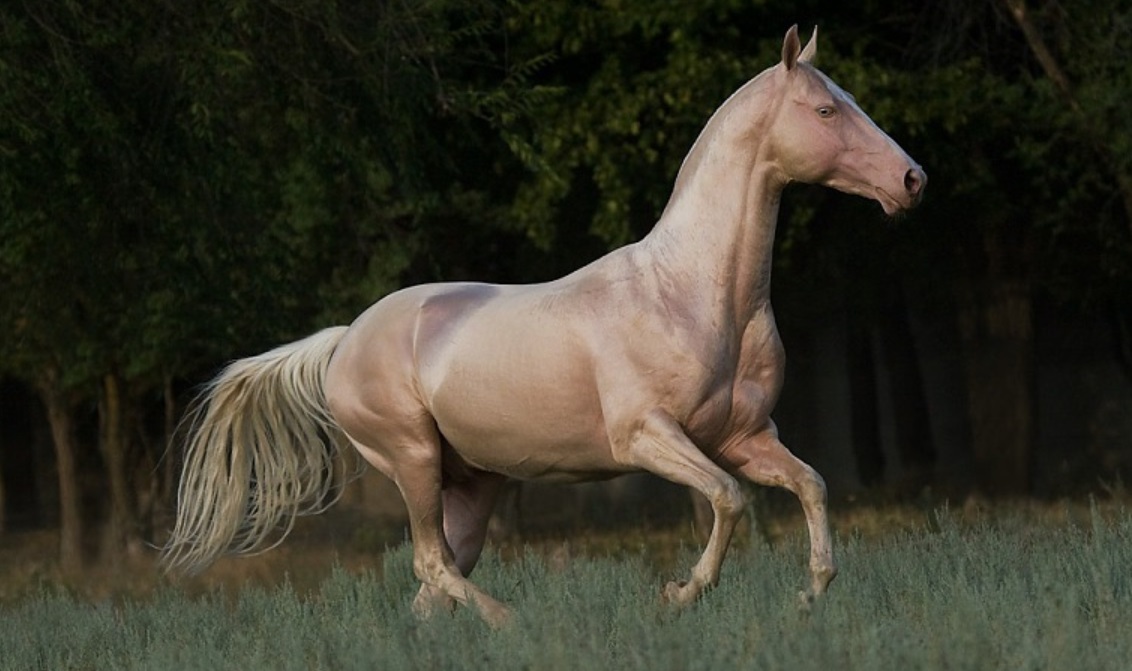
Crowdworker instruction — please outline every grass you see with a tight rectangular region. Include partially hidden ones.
[2,500,1130,670]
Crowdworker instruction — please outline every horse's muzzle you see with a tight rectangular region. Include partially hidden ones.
[904,167,927,206]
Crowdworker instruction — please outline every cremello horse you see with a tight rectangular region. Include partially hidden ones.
[164,26,925,626]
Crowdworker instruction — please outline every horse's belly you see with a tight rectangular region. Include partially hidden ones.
[425,345,621,480]
[429,355,623,479]
[406,283,625,479]
[435,408,622,482]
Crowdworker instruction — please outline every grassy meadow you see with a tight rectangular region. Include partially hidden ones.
[2,501,1130,670]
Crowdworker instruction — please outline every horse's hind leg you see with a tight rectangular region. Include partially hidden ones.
[392,446,512,627]
[726,426,837,601]
[412,472,508,617]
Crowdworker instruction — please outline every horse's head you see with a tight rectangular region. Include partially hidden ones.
[766,25,926,215]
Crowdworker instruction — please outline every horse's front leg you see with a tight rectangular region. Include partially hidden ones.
[619,409,747,607]
[720,422,837,601]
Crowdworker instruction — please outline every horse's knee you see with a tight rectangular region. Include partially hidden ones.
[711,476,745,519]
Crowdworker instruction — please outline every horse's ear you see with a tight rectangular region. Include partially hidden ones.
[782,24,801,70]
[799,25,818,64]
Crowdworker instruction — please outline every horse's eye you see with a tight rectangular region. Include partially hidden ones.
[817,106,836,118]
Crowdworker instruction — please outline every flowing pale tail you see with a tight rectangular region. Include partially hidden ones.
[162,326,352,573]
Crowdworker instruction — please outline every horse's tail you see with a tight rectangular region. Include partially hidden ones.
[162,326,352,574]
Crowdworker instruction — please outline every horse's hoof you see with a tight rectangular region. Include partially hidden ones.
[661,580,685,602]
[662,580,696,607]
[480,602,514,629]
[797,589,814,611]
[412,588,456,621]
[411,596,436,621]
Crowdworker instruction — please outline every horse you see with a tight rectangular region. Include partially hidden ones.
[163,25,925,627]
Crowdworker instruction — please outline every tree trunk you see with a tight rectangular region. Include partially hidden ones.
[0,457,6,535]
[1001,0,1132,238]
[36,373,84,574]
[847,320,885,487]
[1114,301,1132,384]
[99,371,140,562]
[957,279,1034,496]
[163,373,177,511]
[879,291,936,490]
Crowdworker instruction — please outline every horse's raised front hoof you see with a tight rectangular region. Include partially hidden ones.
[661,580,699,608]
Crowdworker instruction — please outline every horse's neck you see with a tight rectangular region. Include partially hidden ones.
[644,75,783,326]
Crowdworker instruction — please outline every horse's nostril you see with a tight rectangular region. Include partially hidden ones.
[904,168,926,196]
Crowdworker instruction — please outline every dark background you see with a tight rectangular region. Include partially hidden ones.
[2,0,1131,571]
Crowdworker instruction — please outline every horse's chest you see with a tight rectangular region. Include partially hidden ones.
[682,380,737,446]
[682,331,784,447]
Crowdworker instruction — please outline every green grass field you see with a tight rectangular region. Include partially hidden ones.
[3,504,1130,670]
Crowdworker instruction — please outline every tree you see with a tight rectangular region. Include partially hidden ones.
[1001,0,1132,235]
[0,0,538,560]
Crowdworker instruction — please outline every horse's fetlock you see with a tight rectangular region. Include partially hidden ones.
[412,556,443,583]
[810,559,838,595]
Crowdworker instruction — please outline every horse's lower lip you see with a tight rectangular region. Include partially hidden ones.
[876,188,902,215]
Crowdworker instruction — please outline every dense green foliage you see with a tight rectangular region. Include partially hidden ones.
[2,0,1132,558]
[4,1,1130,386]
[4,509,1130,670]
[0,0,527,383]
